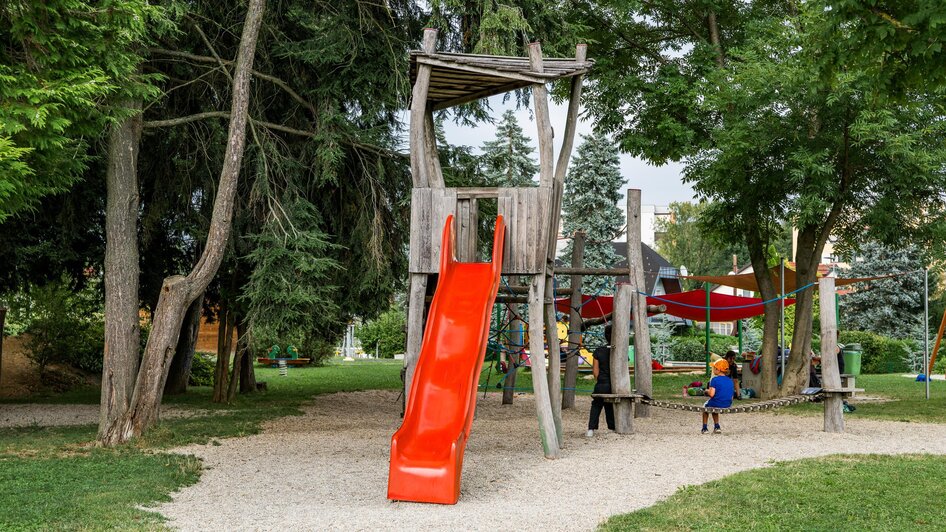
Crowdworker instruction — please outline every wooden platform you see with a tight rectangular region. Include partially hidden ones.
[256,358,310,366]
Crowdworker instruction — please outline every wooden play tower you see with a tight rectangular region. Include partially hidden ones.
[403,29,593,458]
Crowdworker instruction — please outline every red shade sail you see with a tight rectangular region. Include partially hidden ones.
[555,290,795,322]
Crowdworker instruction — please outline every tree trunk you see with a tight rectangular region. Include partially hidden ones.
[226,316,247,403]
[164,294,203,395]
[239,345,256,394]
[783,225,827,394]
[213,309,235,404]
[0,307,6,387]
[747,228,781,399]
[99,101,143,440]
[97,0,266,446]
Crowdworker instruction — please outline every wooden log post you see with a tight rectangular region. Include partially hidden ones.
[409,28,437,188]
[563,231,585,409]
[819,277,844,433]
[609,285,635,433]
[626,190,653,417]
[528,276,561,458]
[404,274,428,403]
[530,42,564,447]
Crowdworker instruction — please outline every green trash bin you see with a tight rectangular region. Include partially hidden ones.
[841,345,862,376]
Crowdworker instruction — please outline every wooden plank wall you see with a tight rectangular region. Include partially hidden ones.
[409,187,549,275]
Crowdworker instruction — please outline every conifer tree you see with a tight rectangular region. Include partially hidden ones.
[480,110,538,186]
[561,132,624,294]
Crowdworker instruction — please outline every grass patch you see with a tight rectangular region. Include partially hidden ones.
[599,454,946,531]
[0,358,402,530]
[0,450,200,531]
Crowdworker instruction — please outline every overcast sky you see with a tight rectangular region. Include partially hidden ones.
[438,95,697,206]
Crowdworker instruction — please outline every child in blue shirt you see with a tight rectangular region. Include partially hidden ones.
[702,358,734,434]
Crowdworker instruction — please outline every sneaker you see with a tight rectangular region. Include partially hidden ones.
[713,427,722,435]
[701,427,708,434]
[586,429,594,438]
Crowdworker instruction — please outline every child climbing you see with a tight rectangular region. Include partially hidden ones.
[587,325,615,437]
[702,358,734,434]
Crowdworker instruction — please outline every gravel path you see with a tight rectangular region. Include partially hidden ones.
[0,404,219,428]
[158,390,946,531]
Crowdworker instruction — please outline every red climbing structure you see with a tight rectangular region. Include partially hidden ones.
[388,215,505,505]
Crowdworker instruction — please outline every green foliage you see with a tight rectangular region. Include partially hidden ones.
[480,110,538,186]
[669,337,704,362]
[560,132,624,294]
[839,242,927,339]
[188,353,215,387]
[655,202,749,288]
[241,197,340,366]
[839,330,913,374]
[0,0,165,220]
[22,278,104,374]
[356,308,407,358]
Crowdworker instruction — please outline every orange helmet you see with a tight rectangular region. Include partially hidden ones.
[713,359,729,373]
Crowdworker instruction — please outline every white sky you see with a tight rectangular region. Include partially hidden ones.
[438,94,696,205]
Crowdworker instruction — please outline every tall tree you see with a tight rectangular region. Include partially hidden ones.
[0,0,162,221]
[655,202,750,288]
[561,132,624,295]
[98,0,266,445]
[839,243,928,339]
[480,110,538,186]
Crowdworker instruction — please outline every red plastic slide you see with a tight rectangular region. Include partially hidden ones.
[387,214,505,505]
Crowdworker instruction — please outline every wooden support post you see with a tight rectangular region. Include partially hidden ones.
[423,108,445,188]
[626,190,653,417]
[404,273,428,403]
[553,44,587,184]
[563,231,585,409]
[529,41,565,448]
[409,28,437,187]
[456,198,478,262]
[528,276,561,458]
[609,284,635,433]
[819,277,844,433]
[544,283,564,445]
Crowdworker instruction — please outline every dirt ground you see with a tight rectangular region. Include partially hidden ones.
[157,390,946,532]
[0,335,40,398]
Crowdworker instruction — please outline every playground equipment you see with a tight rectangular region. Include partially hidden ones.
[388,215,504,504]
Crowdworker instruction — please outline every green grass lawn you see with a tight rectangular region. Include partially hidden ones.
[0,359,403,530]
[599,454,946,531]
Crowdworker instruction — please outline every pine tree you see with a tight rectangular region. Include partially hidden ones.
[839,242,926,339]
[561,132,624,295]
[480,110,538,186]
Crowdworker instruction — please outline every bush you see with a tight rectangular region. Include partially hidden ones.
[671,337,705,361]
[838,330,911,374]
[24,279,105,374]
[188,353,215,387]
[356,308,407,358]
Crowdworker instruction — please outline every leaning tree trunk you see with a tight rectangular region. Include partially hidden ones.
[783,225,826,394]
[164,294,203,395]
[99,101,143,440]
[97,0,266,446]
[747,229,781,400]
[226,316,247,403]
[239,339,256,394]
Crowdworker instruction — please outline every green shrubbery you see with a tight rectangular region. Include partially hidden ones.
[188,353,215,387]
[356,308,407,358]
[667,330,741,362]
[20,279,105,374]
[839,330,913,374]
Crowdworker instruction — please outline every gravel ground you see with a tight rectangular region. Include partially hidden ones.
[158,390,946,531]
[0,404,219,428]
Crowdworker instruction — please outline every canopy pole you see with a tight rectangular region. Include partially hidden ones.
[925,268,930,400]
[705,282,711,377]
[779,259,785,383]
